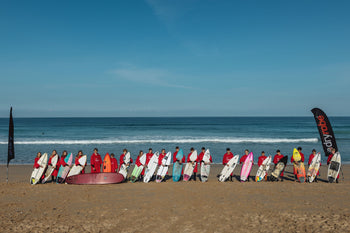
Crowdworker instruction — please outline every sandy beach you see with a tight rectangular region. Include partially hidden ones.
[0,164,349,233]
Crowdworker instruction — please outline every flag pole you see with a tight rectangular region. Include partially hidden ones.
[6,164,9,183]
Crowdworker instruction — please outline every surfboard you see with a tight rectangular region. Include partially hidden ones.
[57,152,73,184]
[218,154,239,182]
[67,155,87,177]
[66,173,124,185]
[270,156,288,181]
[255,156,272,182]
[156,152,172,183]
[183,150,198,181]
[103,153,112,173]
[130,153,147,183]
[42,154,58,184]
[240,152,253,182]
[173,149,184,182]
[200,149,211,182]
[119,152,131,179]
[30,153,48,185]
[328,152,341,183]
[307,152,321,183]
[293,148,306,183]
[144,152,159,183]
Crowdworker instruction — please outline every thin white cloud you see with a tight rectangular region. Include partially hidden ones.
[146,0,197,24]
[145,0,219,57]
[110,64,193,89]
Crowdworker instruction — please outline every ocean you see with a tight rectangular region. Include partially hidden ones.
[0,117,349,165]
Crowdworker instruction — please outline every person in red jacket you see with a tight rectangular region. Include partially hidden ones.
[291,147,305,180]
[48,150,59,182]
[198,147,213,165]
[239,149,250,165]
[173,146,186,177]
[58,150,68,169]
[173,146,185,163]
[257,151,267,167]
[33,152,46,181]
[187,147,198,181]
[135,150,145,181]
[33,152,42,169]
[222,148,234,181]
[273,149,285,182]
[90,148,102,173]
[327,147,340,183]
[239,149,254,181]
[158,149,169,180]
[257,151,268,181]
[110,153,118,173]
[158,149,166,165]
[145,148,154,167]
[74,150,86,174]
[308,149,321,182]
[119,149,133,170]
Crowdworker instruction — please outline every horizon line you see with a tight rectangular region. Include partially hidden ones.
[0,115,349,119]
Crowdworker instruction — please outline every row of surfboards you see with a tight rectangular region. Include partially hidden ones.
[291,148,341,183]
[132,148,342,183]
[129,149,212,183]
[30,148,342,185]
[30,152,87,185]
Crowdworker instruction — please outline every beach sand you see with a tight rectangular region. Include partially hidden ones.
[0,164,349,233]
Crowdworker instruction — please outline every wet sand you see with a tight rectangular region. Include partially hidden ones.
[0,164,349,233]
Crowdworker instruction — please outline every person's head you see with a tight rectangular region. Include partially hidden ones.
[148,148,153,153]
[331,147,336,154]
[138,150,143,156]
[201,147,205,152]
[226,148,231,152]
[37,152,41,158]
[78,150,83,156]
[62,150,67,156]
[190,147,194,152]
[175,146,179,152]
[161,149,166,154]
[111,153,115,158]
[298,147,302,152]
[123,149,127,154]
[312,149,316,154]
[276,149,280,155]
[245,149,249,155]
[94,148,98,154]
[52,150,57,155]
[261,151,265,156]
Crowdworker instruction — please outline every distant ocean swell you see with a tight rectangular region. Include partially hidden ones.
[0,137,318,145]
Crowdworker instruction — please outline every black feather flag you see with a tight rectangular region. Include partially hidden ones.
[311,108,338,157]
[8,107,14,166]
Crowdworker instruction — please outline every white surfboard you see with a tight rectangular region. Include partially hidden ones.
[144,152,159,183]
[156,152,172,183]
[30,153,48,185]
[200,149,211,182]
[255,156,272,182]
[67,155,87,177]
[119,152,131,178]
[183,150,198,181]
[218,154,239,182]
[140,153,147,165]
[307,152,321,183]
[328,152,341,183]
[42,154,58,183]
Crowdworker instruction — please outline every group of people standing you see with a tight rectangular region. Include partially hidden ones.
[34,145,340,183]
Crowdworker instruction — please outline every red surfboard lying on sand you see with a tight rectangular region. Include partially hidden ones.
[66,173,124,185]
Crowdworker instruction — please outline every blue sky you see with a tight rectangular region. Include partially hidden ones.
[1,0,349,117]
